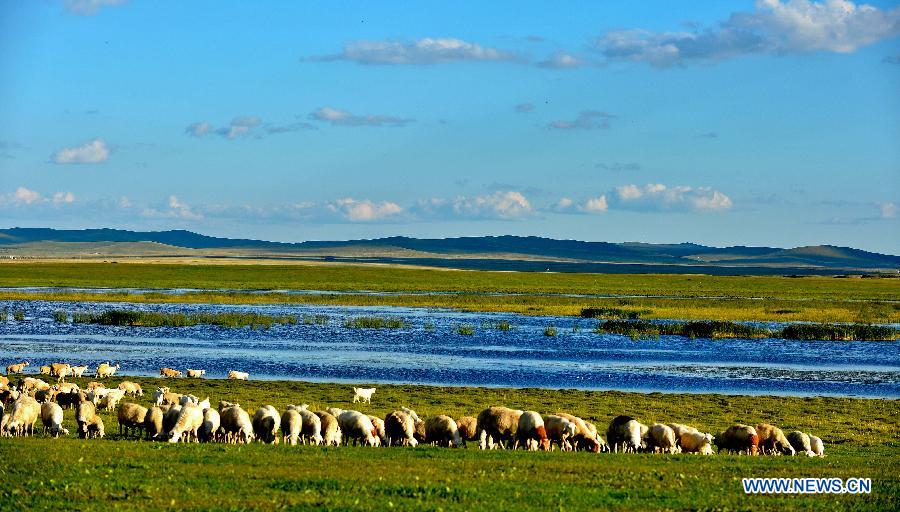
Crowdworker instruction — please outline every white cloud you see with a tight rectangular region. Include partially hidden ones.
[64,0,127,16]
[537,52,585,69]
[309,38,518,65]
[52,192,76,204]
[610,183,733,212]
[118,196,131,208]
[185,122,213,137]
[14,187,41,205]
[881,201,897,219]
[53,138,110,164]
[413,191,534,220]
[582,196,609,213]
[217,116,261,139]
[551,196,608,214]
[186,117,312,139]
[596,0,900,67]
[309,107,413,127]
[548,110,615,130]
[326,198,403,222]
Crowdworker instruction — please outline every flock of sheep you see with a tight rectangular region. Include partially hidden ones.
[1,361,826,458]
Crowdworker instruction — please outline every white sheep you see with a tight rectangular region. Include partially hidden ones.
[337,410,378,446]
[810,435,825,457]
[281,406,303,446]
[295,406,323,445]
[98,389,126,412]
[645,423,679,453]
[314,410,341,446]
[186,369,206,378]
[169,403,204,443]
[352,387,375,403]
[425,415,463,448]
[679,431,715,455]
[5,396,41,436]
[199,408,221,443]
[384,410,418,447]
[117,403,148,438]
[39,402,68,438]
[219,403,254,444]
[227,370,249,381]
[252,405,281,444]
[515,411,550,451]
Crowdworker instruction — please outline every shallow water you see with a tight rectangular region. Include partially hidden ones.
[1,300,898,398]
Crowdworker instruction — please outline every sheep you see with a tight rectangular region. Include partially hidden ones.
[219,403,254,444]
[456,416,478,446]
[314,410,341,446]
[606,416,645,453]
[144,406,165,440]
[5,396,41,436]
[679,431,715,455]
[198,408,221,443]
[0,374,9,390]
[70,365,88,378]
[94,362,119,378]
[159,392,184,407]
[809,435,825,457]
[186,369,206,379]
[76,401,103,439]
[756,423,796,456]
[55,382,80,394]
[514,411,550,451]
[645,423,679,454]
[6,361,29,375]
[557,412,607,452]
[163,404,183,436]
[160,367,182,378]
[55,389,81,410]
[179,394,199,406]
[337,410,378,446]
[169,403,204,443]
[426,415,464,448]
[34,388,58,404]
[476,406,523,450]
[197,397,210,410]
[384,410,418,447]
[352,387,375,403]
[281,406,303,446]
[20,377,51,396]
[251,405,281,444]
[714,424,759,455]
[39,365,52,376]
[98,389,126,412]
[401,406,422,424]
[86,381,105,391]
[296,407,323,445]
[152,387,170,405]
[227,370,249,381]
[787,431,817,457]
[117,403,148,438]
[543,415,577,451]
[117,381,143,397]
[326,407,345,418]
[367,415,387,446]
[50,363,71,381]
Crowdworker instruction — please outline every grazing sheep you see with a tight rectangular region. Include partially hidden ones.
[714,424,759,455]
[220,403,254,444]
[352,387,376,404]
[94,362,119,378]
[117,381,143,397]
[40,402,69,438]
[159,392,184,407]
[76,401,103,439]
[326,407,345,418]
[543,415,577,451]
[39,365,52,376]
[787,431,817,457]
[55,389,81,410]
[117,403,148,438]
[606,416,646,453]
[6,361,29,375]
[645,423,679,454]
[756,423,796,456]
[679,431,715,455]
[227,370,249,381]
[384,410,418,447]
[20,377,51,396]
[252,405,281,444]
[179,394,199,406]
[810,435,825,457]
[367,415,387,446]
[86,381,105,392]
[426,415,464,448]
[160,367,182,378]
[5,396,41,436]
[337,410,378,446]
[50,363,71,381]
[314,410,341,446]
[55,382,80,394]
[163,405,183,436]
[515,411,550,451]
[34,388,58,404]
[199,408,221,443]
[144,406,165,440]
[70,365,88,378]
[476,406,523,450]
[456,416,478,446]
[169,403,204,443]
[197,397,210,410]
[152,387,170,405]
[0,375,9,390]
[557,413,606,452]
[281,407,303,446]
[401,406,422,424]
[186,369,206,379]
[296,407,323,445]
[98,389,126,412]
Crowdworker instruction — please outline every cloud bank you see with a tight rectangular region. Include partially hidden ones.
[53,138,110,164]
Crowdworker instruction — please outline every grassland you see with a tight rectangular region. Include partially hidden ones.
[0,378,897,511]
[1,262,899,323]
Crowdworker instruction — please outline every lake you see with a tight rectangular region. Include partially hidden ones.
[1,300,898,398]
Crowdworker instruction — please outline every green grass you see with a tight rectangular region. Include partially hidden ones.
[12,310,24,321]
[0,378,897,511]
[342,316,406,329]
[0,262,898,324]
[543,325,557,336]
[68,309,296,329]
[456,324,475,335]
[52,310,68,322]
[595,320,899,341]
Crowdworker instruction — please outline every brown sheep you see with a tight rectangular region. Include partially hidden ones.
[756,423,796,456]
[475,406,523,450]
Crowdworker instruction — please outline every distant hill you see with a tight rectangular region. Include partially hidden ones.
[1,227,897,274]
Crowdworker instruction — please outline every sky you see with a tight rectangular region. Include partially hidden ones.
[1,0,898,253]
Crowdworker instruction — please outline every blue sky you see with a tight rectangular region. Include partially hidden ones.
[1,0,898,252]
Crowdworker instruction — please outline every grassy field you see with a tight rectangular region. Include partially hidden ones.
[1,262,899,323]
[0,378,897,511]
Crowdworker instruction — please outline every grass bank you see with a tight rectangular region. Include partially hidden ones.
[0,378,897,511]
